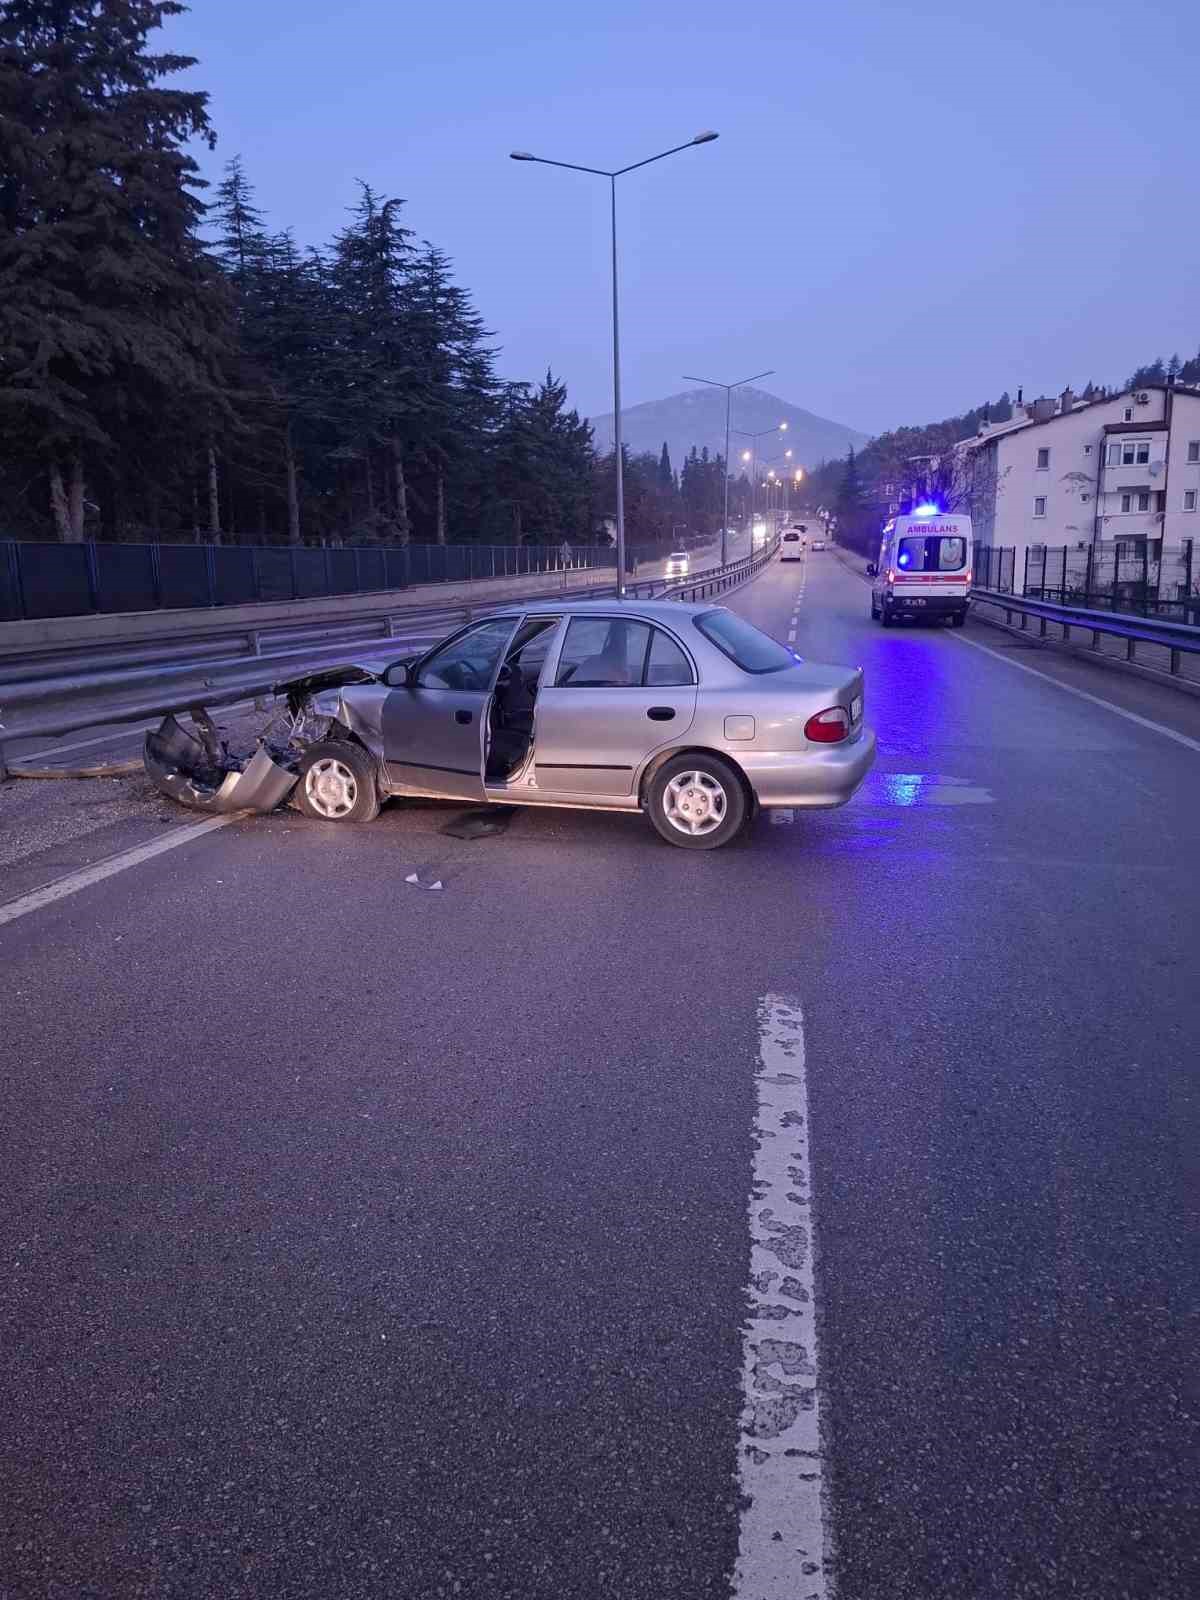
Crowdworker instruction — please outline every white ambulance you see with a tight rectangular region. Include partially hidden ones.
[868,511,972,627]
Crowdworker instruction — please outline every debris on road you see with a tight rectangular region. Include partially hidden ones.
[440,806,516,840]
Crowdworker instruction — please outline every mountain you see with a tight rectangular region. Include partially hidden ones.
[589,386,870,470]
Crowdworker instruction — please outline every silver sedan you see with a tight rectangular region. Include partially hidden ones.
[282,598,876,850]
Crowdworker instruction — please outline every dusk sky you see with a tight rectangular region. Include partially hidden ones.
[171,0,1198,438]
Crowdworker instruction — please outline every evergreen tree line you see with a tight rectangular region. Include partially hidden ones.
[0,1,731,551]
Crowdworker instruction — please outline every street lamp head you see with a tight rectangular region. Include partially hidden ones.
[510,150,536,161]
[741,450,751,462]
[784,449,792,458]
[779,421,788,431]
[692,130,720,145]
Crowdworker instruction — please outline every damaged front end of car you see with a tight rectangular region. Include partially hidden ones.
[143,663,387,814]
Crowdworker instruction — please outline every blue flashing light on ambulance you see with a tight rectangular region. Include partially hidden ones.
[867,509,973,627]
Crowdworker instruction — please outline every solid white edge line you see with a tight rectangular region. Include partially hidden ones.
[734,995,831,1600]
[953,633,1200,754]
[0,814,239,929]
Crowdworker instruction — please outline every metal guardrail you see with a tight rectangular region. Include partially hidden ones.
[0,541,778,771]
[970,586,1200,680]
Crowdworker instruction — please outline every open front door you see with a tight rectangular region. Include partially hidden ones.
[381,616,520,800]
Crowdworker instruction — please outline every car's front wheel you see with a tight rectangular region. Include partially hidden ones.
[647,754,747,850]
[294,741,380,823]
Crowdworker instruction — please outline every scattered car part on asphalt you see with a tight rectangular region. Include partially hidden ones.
[404,871,444,890]
[440,806,517,839]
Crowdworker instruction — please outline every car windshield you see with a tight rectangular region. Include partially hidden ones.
[694,609,795,673]
[897,535,966,572]
[670,551,687,561]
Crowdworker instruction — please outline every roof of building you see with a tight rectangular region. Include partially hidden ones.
[1102,420,1168,434]
[959,382,1200,453]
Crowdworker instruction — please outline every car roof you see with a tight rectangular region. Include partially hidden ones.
[492,596,721,621]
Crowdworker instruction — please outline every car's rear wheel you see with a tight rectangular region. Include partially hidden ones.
[647,754,747,850]
[952,611,967,628]
[295,740,380,823]
[880,607,894,627]
[870,596,880,619]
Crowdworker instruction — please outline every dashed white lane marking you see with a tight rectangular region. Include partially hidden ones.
[787,628,797,643]
[0,814,239,929]
[953,634,1200,755]
[734,996,831,1600]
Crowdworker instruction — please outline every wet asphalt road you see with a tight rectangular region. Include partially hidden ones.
[2,551,1197,1599]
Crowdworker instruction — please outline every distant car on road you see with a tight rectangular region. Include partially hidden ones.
[811,539,826,552]
[665,550,691,578]
[149,600,876,851]
[781,530,804,561]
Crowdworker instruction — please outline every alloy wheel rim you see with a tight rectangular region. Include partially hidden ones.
[663,770,727,837]
[306,757,357,818]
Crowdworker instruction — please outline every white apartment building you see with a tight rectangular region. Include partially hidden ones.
[957,382,1200,585]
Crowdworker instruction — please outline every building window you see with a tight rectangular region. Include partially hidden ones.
[1188,441,1200,463]
[1083,444,1092,455]
[1185,490,1197,512]
[1107,443,1121,465]
[1119,440,1151,466]
[1136,492,1150,512]
[1036,447,1050,469]
[1155,491,1166,513]
[1033,496,1047,517]
[1123,407,1133,422]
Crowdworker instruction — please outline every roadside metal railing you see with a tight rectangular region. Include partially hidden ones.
[0,539,779,771]
[969,586,1200,683]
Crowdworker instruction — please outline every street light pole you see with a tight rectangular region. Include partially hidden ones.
[681,369,772,567]
[512,131,719,596]
[611,176,623,587]
[735,421,789,548]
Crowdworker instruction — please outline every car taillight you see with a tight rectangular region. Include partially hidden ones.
[964,568,972,584]
[804,707,850,744]
[886,568,896,583]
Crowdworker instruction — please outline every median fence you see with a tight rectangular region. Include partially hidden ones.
[0,538,619,624]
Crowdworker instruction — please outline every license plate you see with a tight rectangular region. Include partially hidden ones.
[851,695,863,723]
[909,597,927,606]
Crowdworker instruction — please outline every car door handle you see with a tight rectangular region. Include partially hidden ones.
[455,709,473,725]
[647,706,676,721]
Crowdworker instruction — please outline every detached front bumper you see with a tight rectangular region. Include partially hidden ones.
[144,714,298,814]
[739,728,877,809]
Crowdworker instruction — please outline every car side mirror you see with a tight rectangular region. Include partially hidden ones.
[383,658,417,688]
[866,562,878,577]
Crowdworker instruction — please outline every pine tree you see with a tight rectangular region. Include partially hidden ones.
[0,0,232,540]
[658,441,673,491]
[330,185,421,541]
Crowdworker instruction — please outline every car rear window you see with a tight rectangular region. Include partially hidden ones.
[694,609,795,674]
[897,535,967,572]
